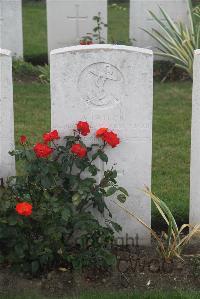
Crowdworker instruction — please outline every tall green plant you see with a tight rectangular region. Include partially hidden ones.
[144,0,200,77]
[115,187,200,262]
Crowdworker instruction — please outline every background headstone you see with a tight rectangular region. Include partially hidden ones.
[0,49,15,181]
[0,0,23,58]
[129,0,190,55]
[47,0,107,54]
[50,45,153,245]
[190,49,200,226]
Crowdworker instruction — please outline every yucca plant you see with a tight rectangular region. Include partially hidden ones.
[143,0,200,78]
[114,187,200,262]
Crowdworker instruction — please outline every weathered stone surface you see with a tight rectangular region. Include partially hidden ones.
[190,49,200,226]
[0,0,23,58]
[50,45,153,245]
[0,49,15,181]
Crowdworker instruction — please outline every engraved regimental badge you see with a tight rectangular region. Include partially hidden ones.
[78,62,124,108]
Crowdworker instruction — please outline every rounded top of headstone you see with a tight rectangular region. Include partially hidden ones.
[50,44,153,57]
[0,49,12,57]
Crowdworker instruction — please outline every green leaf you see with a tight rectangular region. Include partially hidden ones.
[31,261,40,274]
[14,244,25,257]
[102,251,116,266]
[111,170,117,179]
[92,152,99,160]
[8,215,18,226]
[41,176,53,188]
[99,151,108,163]
[118,187,129,197]
[81,178,96,187]
[88,165,98,176]
[110,221,122,232]
[40,255,49,265]
[106,187,117,197]
[117,194,126,203]
[61,209,70,221]
[72,193,81,207]
[75,159,89,170]
[25,150,36,161]
[9,150,16,157]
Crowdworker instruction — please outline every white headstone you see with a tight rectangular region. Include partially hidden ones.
[190,49,200,226]
[130,0,190,54]
[47,0,107,54]
[0,0,23,58]
[0,49,15,181]
[50,45,153,245]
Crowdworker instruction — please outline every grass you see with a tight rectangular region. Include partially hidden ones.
[108,3,130,44]
[14,80,192,225]
[1,291,200,299]
[22,2,130,63]
[14,82,50,145]
[22,1,48,63]
[152,81,192,226]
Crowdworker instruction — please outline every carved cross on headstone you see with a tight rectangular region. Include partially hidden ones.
[67,4,88,41]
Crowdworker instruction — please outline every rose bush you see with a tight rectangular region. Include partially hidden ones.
[0,121,128,275]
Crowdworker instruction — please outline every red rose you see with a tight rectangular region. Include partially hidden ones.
[71,144,87,158]
[80,40,93,45]
[96,128,120,148]
[43,130,60,143]
[16,202,32,217]
[96,128,108,138]
[77,121,90,136]
[33,143,53,158]
[102,131,120,148]
[20,135,27,144]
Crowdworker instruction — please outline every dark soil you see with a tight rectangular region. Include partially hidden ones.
[0,240,200,297]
